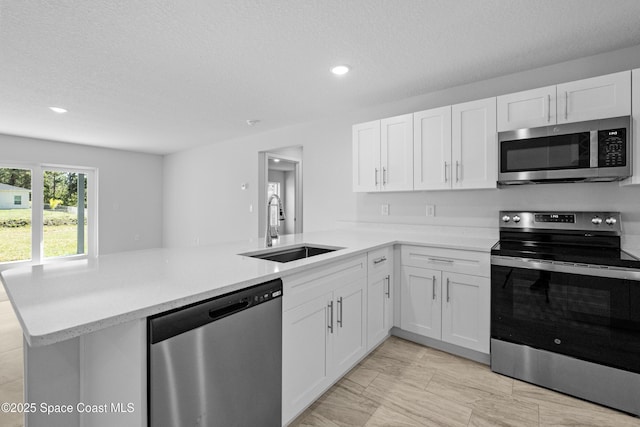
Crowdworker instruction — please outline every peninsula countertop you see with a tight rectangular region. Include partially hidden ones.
[1,227,497,347]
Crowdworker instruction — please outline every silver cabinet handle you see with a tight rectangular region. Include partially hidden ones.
[385,275,391,298]
[565,91,568,120]
[328,300,334,333]
[444,162,448,182]
[547,94,551,122]
[373,256,387,264]
[374,168,379,186]
[432,275,436,300]
[455,161,460,183]
[337,297,343,328]
[382,167,387,185]
[428,257,454,263]
[446,278,450,302]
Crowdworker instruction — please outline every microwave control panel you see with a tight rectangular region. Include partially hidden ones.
[598,128,626,167]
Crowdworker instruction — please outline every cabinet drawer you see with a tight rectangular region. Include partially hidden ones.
[367,246,393,277]
[283,255,367,311]
[400,245,489,277]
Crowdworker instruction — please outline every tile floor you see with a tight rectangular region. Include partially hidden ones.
[290,337,640,427]
[0,294,638,427]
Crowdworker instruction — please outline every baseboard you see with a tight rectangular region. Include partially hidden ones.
[391,327,490,365]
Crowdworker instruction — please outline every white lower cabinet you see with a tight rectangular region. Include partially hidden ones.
[441,271,490,352]
[282,255,367,424]
[282,244,490,425]
[401,266,441,339]
[332,279,367,375]
[366,247,393,350]
[400,246,490,354]
[282,292,333,423]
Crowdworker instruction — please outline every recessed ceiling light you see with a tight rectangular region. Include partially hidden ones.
[331,65,350,75]
[273,159,280,163]
[49,106,68,114]
[246,119,260,127]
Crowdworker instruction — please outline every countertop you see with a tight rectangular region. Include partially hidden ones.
[1,227,496,347]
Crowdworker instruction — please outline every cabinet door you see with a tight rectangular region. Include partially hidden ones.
[452,97,497,189]
[352,120,381,192]
[400,266,441,340]
[332,278,367,378]
[414,106,452,190]
[381,114,414,191]
[282,293,333,422]
[497,86,556,131]
[441,272,490,354]
[367,273,392,350]
[557,71,631,124]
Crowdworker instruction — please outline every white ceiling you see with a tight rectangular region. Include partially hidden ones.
[2,1,640,155]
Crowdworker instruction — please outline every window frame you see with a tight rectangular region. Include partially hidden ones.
[0,162,98,270]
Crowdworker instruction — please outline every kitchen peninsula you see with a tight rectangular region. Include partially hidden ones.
[1,226,496,427]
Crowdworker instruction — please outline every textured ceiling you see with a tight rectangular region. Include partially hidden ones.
[2,0,640,155]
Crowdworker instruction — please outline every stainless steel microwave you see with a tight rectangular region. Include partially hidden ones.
[498,116,631,185]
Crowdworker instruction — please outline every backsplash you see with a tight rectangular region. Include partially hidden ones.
[352,181,640,245]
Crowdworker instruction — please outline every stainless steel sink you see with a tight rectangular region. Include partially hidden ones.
[241,245,343,263]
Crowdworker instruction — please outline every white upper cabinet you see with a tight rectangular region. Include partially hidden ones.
[557,71,631,124]
[452,97,497,189]
[352,120,381,192]
[413,106,452,190]
[352,114,413,192]
[380,114,414,191]
[498,71,631,131]
[497,86,556,131]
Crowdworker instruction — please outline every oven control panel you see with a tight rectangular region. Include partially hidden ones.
[500,211,621,233]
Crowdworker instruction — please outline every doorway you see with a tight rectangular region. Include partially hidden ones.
[258,147,303,238]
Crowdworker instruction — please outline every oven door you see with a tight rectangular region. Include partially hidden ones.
[491,261,640,374]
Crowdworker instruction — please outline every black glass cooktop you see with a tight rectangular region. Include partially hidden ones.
[492,232,640,269]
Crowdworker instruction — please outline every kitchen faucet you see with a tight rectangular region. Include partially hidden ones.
[265,194,285,247]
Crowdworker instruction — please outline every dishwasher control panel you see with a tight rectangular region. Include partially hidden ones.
[148,278,283,344]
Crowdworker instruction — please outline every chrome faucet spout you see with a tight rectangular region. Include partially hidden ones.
[265,194,285,247]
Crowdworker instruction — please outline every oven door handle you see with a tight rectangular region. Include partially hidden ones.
[491,255,640,281]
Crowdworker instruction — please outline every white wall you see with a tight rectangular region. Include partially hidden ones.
[163,117,355,247]
[163,43,640,248]
[0,134,163,254]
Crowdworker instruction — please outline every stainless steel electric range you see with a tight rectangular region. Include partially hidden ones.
[490,211,640,416]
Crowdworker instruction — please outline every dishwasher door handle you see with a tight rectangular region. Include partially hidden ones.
[209,300,249,321]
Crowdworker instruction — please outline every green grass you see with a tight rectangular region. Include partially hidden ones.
[0,209,87,262]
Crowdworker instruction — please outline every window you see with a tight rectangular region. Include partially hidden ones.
[0,168,32,263]
[0,164,97,266]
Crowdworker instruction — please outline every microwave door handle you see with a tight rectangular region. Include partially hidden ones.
[590,131,598,168]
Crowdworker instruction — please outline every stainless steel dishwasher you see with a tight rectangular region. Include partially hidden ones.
[148,278,282,427]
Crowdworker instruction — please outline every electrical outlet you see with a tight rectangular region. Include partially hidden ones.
[381,204,390,216]
[426,204,436,217]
